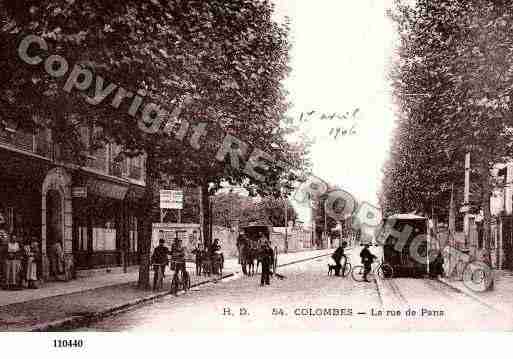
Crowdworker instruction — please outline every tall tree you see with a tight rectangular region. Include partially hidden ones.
[387,0,513,268]
[1,0,305,288]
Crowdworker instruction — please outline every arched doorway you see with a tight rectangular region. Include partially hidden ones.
[42,167,72,280]
[46,189,62,259]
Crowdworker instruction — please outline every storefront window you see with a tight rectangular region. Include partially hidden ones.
[77,225,88,251]
[129,215,138,253]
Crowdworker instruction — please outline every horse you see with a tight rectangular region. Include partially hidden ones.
[246,245,257,276]
[239,242,255,276]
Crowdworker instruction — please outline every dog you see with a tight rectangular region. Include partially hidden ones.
[328,264,337,276]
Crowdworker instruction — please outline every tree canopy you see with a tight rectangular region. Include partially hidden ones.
[1,0,307,287]
[383,0,513,258]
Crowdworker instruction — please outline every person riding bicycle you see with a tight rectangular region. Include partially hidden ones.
[360,244,377,282]
[332,241,348,276]
[170,238,186,282]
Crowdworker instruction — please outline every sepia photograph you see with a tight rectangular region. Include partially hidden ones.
[0,0,512,349]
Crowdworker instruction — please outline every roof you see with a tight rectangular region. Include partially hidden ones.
[386,213,426,220]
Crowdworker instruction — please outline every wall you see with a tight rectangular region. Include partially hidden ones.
[151,223,314,260]
[212,225,237,257]
[152,223,238,259]
[272,227,314,253]
[151,223,201,260]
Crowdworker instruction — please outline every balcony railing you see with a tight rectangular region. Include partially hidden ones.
[0,127,145,182]
[0,127,55,159]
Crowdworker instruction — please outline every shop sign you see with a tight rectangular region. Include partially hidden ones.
[72,186,87,198]
[160,190,183,209]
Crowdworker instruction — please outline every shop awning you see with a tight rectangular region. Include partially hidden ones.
[86,178,128,201]
[125,184,146,202]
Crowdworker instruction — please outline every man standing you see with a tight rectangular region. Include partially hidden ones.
[260,241,274,286]
[151,239,169,290]
[332,241,347,276]
[360,244,377,282]
[170,238,186,279]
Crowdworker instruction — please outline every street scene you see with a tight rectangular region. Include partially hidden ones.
[77,246,512,332]
[1,0,513,340]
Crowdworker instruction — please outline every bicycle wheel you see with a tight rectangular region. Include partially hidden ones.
[351,265,365,282]
[170,276,179,295]
[471,268,486,284]
[341,262,352,277]
[183,271,191,291]
[376,263,394,279]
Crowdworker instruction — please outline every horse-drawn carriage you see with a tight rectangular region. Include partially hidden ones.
[239,223,278,276]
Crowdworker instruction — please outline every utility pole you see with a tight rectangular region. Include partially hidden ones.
[448,182,455,276]
[198,186,204,245]
[324,199,328,248]
[284,196,289,253]
[463,152,471,247]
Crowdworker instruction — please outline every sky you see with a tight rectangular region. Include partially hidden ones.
[272,0,398,222]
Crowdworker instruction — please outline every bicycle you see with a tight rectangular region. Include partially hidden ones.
[328,256,352,277]
[351,259,394,282]
[152,263,166,291]
[340,256,352,277]
[170,260,191,295]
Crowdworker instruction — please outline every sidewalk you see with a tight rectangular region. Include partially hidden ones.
[439,270,513,315]
[0,249,332,331]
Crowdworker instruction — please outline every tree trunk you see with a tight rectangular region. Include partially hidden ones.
[138,149,156,290]
[481,170,492,263]
[480,165,495,291]
[200,180,211,250]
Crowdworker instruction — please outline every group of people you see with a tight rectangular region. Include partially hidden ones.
[1,232,42,290]
[236,231,275,286]
[151,236,225,289]
[331,241,377,282]
[151,237,187,289]
[191,238,223,276]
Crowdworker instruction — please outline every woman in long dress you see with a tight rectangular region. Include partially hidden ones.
[30,240,41,285]
[22,240,38,289]
[4,234,22,290]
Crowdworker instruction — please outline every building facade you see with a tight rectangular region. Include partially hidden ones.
[0,121,146,280]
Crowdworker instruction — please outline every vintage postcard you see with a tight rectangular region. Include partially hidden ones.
[0,0,512,347]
